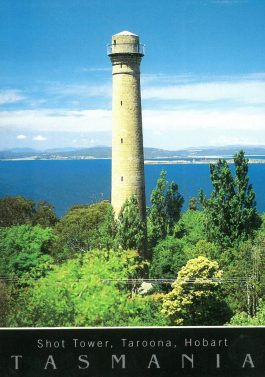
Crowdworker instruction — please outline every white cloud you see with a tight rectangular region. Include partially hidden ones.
[33,135,47,141]
[142,106,265,148]
[49,83,112,98]
[0,90,25,105]
[45,74,265,106]
[0,108,112,133]
[142,80,265,104]
[16,134,27,140]
[209,135,263,146]
[79,67,111,73]
[1,72,265,149]
[153,130,162,136]
[1,105,264,139]
[142,73,197,85]
[142,107,265,132]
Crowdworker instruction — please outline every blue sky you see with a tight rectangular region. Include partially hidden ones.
[0,0,265,150]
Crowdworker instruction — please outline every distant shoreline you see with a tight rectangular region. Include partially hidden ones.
[145,159,265,165]
[1,158,265,164]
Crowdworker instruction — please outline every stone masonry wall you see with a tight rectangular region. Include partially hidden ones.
[110,33,146,220]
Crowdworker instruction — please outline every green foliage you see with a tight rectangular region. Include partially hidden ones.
[0,196,34,227]
[54,201,112,259]
[10,249,164,327]
[150,236,187,283]
[184,240,220,261]
[221,236,265,317]
[256,212,265,236]
[188,197,198,210]
[0,225,54,277]
[200,150,261,248]
[174,210,216,262]
[117,196,146,257]
[32,201,58,227]
[97,204,117,250]
[148,170,184,247]
[2,154,265,327]
[0,282,11,326]
[162,256,231,325]
[174,209,206,247]
[150,209,212,292]
[0,196,58,227]
[229,300,265,326]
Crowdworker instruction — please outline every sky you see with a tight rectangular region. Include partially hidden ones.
[0,0,265,151]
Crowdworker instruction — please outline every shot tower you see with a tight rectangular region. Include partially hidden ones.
[107,31,146,219]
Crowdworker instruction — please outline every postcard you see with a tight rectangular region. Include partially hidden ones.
[0,0,265,376]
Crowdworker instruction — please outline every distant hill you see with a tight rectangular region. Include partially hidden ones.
[1,145,265,160]
[176,145,265,157]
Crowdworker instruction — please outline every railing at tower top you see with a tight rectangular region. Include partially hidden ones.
[107,43,145,56]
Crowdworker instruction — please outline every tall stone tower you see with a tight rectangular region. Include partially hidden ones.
[107,31,146,220]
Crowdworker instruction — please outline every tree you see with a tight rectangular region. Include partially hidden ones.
[54,201,112,258]
[0,196,58,228]
[174,209,206,247]
[229,300,265,326]
[148,171,184,247]
[257,212,265,235]
[10,249,165,327]
[0,225,54,277]
[32,201,58,227]
[220,235,265,317]
[0,282,11,326]
[150,237,188,288]
[188,197,198,210]
[162,256,231,325]
[184,239,220,261]
[117,196,147,257]
[0,196,34,227]
[97,204,117,250]
[200,150,261,248]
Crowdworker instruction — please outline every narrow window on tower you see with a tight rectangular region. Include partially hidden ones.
[113,40,116,45]
[121,138,123,144]
[120,64,123,68]
[121,176,124,182]
[120,100,123,106]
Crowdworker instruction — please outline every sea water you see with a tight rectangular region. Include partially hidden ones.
[0,160,264,216]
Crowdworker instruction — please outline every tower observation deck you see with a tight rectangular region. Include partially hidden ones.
[108,31,146,221]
